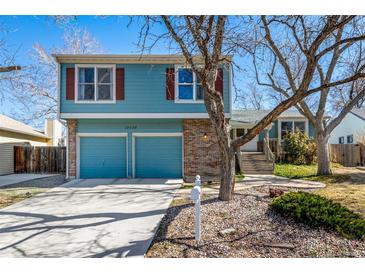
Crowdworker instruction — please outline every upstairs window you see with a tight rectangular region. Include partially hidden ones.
[176,67,203,103]
[347,135,354,144]
[76,65,115,103]
[339,136,345,144]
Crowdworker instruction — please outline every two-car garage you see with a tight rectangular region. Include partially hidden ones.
[78,133,182,179]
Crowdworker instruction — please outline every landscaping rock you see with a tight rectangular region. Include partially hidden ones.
[219,228,236,237]
[269,188,284,198]
[262,242,296,249]
[147,186,365,258]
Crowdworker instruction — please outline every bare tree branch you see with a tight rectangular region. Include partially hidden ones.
[0,65,21,73]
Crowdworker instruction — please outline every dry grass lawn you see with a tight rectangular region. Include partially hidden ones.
[315,166,365,218]
[0,187,47,209]
[275,163,365,218]
[0,175,66,210]
[315,184,365,218]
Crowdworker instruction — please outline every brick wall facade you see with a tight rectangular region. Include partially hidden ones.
[183,119,222,182]
[67,119,77,179]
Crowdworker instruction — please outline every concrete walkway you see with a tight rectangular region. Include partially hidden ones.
[0,178,182,258]
[242,174,326,188]
[178,174,325,197]
[0,174,60,188]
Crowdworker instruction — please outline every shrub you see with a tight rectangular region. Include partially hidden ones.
[283,130,317,164]
[270,192,365,240]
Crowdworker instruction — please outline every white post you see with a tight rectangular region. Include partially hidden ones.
[191,175,202,243]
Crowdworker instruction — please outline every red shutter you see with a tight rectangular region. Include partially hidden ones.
[215,68,224,96]
[116,68,125,100]
[166,67,175,100]
[66,68,75,100]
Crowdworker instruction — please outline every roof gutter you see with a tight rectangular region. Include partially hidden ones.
[52,54,232,64]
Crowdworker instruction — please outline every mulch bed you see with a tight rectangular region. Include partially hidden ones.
[146,186,365,258]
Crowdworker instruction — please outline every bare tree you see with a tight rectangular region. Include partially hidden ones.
[0,22,22,101]
[135,16,365,201]
[254,16,365,175]
[10,25,103,127]
[246,82,266,110]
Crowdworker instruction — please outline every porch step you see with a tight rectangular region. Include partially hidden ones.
[240,152,274,175]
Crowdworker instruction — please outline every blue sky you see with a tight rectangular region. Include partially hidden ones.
[0,16,175,117]
[0,16,256,124]
[1,16,168,64]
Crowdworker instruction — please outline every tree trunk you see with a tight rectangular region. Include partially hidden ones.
[235,146,243,174]
[218,147,235,201]
[317,134,332,175]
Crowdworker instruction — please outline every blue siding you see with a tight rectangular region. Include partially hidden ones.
[135,136,182,178]
[60,63,230,114]
[258,120,279,141]
[77,119,182,177]
[80,137,127,178]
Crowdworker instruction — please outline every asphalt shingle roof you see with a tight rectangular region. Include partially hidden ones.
[351,108,365,121]
[231,109,305,124]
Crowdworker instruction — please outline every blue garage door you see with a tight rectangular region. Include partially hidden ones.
[80,137,127,178]
[135,136,182,178]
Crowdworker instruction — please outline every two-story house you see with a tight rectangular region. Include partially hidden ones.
[54,54,232,182]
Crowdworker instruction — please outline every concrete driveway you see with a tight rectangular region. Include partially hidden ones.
[0,178,181,258]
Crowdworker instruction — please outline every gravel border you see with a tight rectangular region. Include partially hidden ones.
[147,186,365,258]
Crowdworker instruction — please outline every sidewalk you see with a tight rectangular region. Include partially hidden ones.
[0,174,60,188]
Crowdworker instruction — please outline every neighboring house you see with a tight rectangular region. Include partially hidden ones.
[230,109,316,152]
[0,114,64,175]
[329,108,365,145]
[54,54,231,181]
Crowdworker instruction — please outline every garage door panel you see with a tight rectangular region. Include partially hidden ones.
[135,136,182,178]
[80,137,127,178]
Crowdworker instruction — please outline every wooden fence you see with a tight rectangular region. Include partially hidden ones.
[330,144,364,167]
[14,146,66,174]
[256,141,364,166]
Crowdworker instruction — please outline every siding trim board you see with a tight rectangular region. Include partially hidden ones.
[61,113,231,119]
[132,133,183,179]
[76,133,128,179]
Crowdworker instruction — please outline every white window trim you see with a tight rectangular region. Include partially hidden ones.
[76,133,128,179]
[75,64,116,104]
[131,133,184,179]
[174,65,204,104]
[278,118,309,140]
